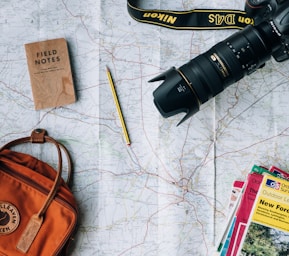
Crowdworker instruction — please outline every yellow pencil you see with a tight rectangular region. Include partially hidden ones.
[106,66,131,146]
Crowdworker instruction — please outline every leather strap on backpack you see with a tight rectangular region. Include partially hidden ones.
[0,128,73,185]
[127,0,254,30]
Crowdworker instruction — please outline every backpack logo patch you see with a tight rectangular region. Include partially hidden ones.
[0,202,20,235]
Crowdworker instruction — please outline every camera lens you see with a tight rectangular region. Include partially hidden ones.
[151,21,281,125]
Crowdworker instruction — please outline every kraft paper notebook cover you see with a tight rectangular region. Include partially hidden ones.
[25,38,76,110]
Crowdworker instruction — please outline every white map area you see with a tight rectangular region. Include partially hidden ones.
[1,0,289,255]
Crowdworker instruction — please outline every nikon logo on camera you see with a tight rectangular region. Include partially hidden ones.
[143,12,177,25]
[208,14,254,26]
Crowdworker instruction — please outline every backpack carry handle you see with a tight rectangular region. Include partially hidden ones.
[0,128,73,186]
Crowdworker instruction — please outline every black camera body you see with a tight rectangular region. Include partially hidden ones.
[151,0,289,125]
[245,0,283,24]
[246,0,289,61]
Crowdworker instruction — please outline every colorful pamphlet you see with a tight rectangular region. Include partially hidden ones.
[238,174,289,255]
[225,171,263,256]
[217,180,244,255]
[216,164,289,255]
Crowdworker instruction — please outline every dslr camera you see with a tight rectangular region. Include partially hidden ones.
[151,0,289,125]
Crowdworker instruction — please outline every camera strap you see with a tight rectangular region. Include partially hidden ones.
[127,0,254,30]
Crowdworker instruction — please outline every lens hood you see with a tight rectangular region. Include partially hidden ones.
[151,67,200,125]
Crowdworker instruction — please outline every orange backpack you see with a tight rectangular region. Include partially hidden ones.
[0,129,78,255]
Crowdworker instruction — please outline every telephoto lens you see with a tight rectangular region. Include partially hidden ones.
[151,21,282,125]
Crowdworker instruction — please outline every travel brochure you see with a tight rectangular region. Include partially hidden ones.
[216,165,289,255]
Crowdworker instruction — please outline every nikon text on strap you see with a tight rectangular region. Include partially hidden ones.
[127,0,254,30]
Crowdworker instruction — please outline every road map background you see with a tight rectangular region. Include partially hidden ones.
[1,0,289,255]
